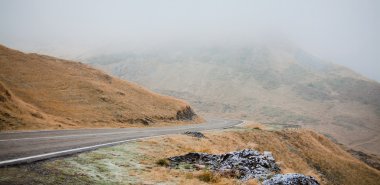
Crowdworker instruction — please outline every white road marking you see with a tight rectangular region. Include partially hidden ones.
[233,120,246,127]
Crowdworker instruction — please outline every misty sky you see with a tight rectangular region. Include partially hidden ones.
[1,0,379,81]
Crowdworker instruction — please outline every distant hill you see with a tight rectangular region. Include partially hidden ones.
[85,44,380,155]
[0,45,200,131]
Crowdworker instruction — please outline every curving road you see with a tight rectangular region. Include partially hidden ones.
[0,118,242,167]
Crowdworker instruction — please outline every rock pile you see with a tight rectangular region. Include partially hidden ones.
[168,149,280,180]
[176,106,196,120]
[263,174,320,185]
[183,131,206,138]
[167,149,320,184]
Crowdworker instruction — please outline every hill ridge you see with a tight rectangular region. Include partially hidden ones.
[0,44,200,130]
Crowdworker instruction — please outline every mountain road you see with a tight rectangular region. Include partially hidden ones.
[0,118,242,167]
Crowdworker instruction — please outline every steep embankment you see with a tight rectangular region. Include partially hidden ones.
[0,45,200,131]
[86,44,380,155]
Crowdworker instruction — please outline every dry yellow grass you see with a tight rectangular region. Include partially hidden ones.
[135,128,380,185]
[0,126,378,184]
[0,45,201,130]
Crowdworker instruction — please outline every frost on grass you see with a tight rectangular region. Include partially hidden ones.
[51,142,148,184]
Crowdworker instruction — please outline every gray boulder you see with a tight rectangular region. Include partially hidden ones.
[183,131,206,138]
[263,173,320,185]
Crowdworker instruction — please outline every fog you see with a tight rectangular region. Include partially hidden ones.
[0,0,379,81]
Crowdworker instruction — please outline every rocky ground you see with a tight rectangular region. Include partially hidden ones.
[168,149,281,181]
[165,136,320,184]
[262,174,319,185]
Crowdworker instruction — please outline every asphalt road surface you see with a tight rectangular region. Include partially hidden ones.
[0,118,242,167]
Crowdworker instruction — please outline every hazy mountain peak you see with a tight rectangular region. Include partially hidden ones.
[86,44,380,155]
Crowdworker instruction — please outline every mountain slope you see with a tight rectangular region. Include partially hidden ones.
[0,45,200,131]
[85,44,380,155]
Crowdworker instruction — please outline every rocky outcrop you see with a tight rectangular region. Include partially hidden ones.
[168,149,280,180]
[167,149,320,184]
[183,131,206,138]
[176,106,196,121]
[263,174,320,185]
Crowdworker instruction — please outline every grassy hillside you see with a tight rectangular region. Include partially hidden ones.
[0,45,200,131]
[85,44,380,155]
[1,124,379,185]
